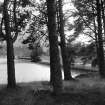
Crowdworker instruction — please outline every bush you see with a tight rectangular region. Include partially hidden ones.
[30,45,43,62]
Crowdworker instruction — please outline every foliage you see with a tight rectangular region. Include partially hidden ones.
[30,44,43,62]
[22,0,48,47]
[71,0,97,41]
[67,42,83,64]
[67,41,97,65]
[23,0,80,48]
[0,0,32,42]
[78,42,96,64]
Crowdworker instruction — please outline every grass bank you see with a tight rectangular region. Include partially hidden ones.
[0,73,105,105]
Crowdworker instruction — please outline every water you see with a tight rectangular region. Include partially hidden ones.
[0,58,80,84]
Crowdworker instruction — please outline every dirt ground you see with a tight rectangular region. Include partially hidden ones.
[0,73,105,105]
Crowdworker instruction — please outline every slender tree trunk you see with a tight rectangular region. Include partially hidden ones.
[46,0,62,94]
[96,0,105,77]
[3,0,16,88]
[7,39,16,88]
[101,0,105,38]
[93,14,99,68]
[57,0,72,80]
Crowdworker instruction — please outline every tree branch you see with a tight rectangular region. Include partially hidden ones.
[12,0,18,43]
[80,16,96,34]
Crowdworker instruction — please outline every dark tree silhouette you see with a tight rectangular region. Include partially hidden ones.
[46,0,62,94]
[96,0,105,77]
[3,0,16,88]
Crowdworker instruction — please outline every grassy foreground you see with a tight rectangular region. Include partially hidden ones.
[0,73,105,105]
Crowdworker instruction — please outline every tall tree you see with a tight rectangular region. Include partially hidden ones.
[57,0,72,80]
[2,0,31,88]
[72,0,105,77]
[3,0,16,88]
[96,0,105,77]
[46,0,62,94]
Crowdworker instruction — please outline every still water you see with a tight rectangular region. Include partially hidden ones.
[0,58,81,84]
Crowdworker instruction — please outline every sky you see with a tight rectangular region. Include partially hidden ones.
[0,0,3,2]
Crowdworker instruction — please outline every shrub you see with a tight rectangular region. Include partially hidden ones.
[30,45,43,62]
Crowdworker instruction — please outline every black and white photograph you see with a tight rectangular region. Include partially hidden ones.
[0,0,105,105]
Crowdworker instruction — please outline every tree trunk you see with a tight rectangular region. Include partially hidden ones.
[7,39,16,88]
[96,0,105,77]
[3,0,16,88]
[93,15,99,70]
[57,0,72,80]
[46,0,62,94]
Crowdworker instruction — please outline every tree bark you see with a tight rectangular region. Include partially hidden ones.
[3,0,16,88]
[46,0,62,94]
[57,0,72,80]
[7,39,16,88]
[96,0,105,77]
